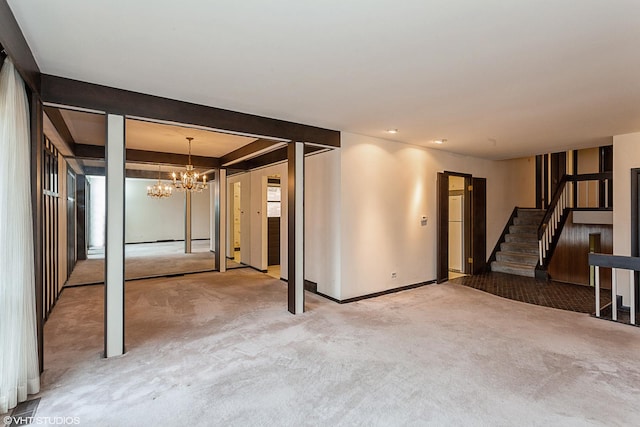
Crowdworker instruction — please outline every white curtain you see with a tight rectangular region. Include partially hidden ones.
[0,57,40,414]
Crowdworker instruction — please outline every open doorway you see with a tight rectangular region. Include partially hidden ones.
[266,177,281,279]
[448,175,469,280]
[231,181,242,264]
[437,171,487,283]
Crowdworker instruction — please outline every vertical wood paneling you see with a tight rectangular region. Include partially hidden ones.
[42,136,60,321]
[548,211,613,287]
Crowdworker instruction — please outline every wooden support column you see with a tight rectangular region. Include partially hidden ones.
[287,142,304,314]
[185,191,192,253]
[105,114,125,358]
[214,168,227,272]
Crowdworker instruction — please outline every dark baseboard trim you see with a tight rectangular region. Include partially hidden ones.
[246,265,268,273]
[127,238,210,245]
[63,268,218,289]
[278,278,318,293]
[318,279,437,304]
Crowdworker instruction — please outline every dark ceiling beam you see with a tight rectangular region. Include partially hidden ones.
[239,145,328,170]
[126,149,220,168]
[220,139,282,166]
[74,144,104,159]
[44,106,75,150]
[73,144,221,168]
[41,74,341,148]
[0,1,41,93]
[83,166,171,180]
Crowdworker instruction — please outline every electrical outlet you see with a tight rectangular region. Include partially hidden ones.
[391,272,397,279]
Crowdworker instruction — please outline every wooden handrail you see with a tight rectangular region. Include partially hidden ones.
[588,253,640,271]
[537,172,613,239]
[567,172,613,182]
[589,253,638,325]
[537,177,568,239]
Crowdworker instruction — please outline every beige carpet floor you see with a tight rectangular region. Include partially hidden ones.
[67,241,242,285]
[30,270,640,425]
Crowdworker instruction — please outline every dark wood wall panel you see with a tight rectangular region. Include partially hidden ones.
[548,212,613,288]
[268,217,281,266]
[472,177,487,274]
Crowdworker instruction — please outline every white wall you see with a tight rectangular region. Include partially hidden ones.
[124,178,210,243]
[612,132,640,305]
[305,149,342,298]
[228,163,288,272]
[225,152,340,298]
[339,132,535,300]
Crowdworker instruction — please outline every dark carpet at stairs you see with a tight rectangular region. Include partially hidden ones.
[450,272,611,314]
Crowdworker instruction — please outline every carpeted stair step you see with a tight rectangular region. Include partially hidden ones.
[516,208,546,218]
[509,224,539,234]
[491,260,535,278]
[496,251,538,266]
[501,241,538,254]
[505,233,538,243]
[514,216,543,226]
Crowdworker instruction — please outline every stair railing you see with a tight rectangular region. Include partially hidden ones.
[538,177,570,267]
[589,253,639,325]
[537,173,613,269]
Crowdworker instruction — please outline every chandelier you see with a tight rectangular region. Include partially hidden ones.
[172,137,208,192]
[147,164,173,199]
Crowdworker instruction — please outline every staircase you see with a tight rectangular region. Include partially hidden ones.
[491,209,545,277]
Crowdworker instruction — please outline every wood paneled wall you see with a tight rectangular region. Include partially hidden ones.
[548,211,612,288]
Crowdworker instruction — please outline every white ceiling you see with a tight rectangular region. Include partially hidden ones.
[9,0,640,160]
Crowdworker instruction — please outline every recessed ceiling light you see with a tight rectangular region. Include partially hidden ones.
[433,139,447,144]
[386,129,398,134]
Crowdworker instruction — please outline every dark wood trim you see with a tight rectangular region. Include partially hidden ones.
[443,170,473,178]
[74,143,221,168]
[471,177,487,274]
[74,143,104,159]
[436,172,449,283]
[632,169,640,308]
[29,90,44,373]
[543,153,549,209]
[0,1,41,93]
[82,166,174,180]
[127,148,220,168]
[488,207,519,269]
[589,253,640,271]
[567,172,613,182]
[44,106,75,150]
[463,176,472,274]
[535,155,543,209]
[213,169,222,272]
[235,145,326,170]
[317,280,437,304]
[41,74,340,147]
[599,145,613,208]
[220,138,280,165]
[76,175,87,260]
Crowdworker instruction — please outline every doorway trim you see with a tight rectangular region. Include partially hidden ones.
[437,171,487,283]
